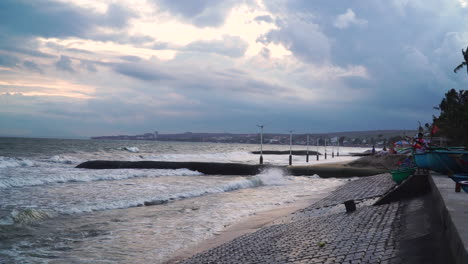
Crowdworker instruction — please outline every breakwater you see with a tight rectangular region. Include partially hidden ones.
[250,150,321,155]
[76,161,385,178]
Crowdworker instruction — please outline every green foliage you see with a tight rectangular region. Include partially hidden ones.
[433,88,468,146]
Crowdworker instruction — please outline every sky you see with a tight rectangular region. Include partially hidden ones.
[1,0,468,138]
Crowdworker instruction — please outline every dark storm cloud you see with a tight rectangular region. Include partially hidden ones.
[0,0,136,38]
[259,0,468,126]
[257,20,331,64]
[55,55,74,72]
[88,32,154,45]
[113,63,173,82]
[23,60,43,73]
[0,54,19,67]
[120,56,142,62]
[152,0,245,27]
[0,34,55,58]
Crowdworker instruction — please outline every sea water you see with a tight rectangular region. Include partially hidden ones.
[0,138,368,263]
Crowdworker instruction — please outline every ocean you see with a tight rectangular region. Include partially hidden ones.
[0,137,369,263]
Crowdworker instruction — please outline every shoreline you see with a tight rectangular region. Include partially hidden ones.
[165,184,342,263]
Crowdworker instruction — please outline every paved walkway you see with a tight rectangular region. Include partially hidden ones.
[179,174,401,264]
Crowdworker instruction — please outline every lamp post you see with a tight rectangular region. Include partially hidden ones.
[289,130,294,165]
[332,142,335,158]
[316,138,319,161]
[306,134,309,163]
[325,138,327,159]
[257,125,264,164]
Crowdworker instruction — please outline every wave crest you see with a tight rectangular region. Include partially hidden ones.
[0,156,35,168]
[11,208,52,224]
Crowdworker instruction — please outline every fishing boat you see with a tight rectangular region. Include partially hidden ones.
[449,173,468,183]
[390,167,416,184]
[413,152,430,169]
[448,174,468,193]
[426,149,468,174]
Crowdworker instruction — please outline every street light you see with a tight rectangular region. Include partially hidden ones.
[332,142,335,158]
[337,141,340,156]
[289,130,294,165]
[324,138,327,159]
[257,125,264,164]
[316,138,319,161]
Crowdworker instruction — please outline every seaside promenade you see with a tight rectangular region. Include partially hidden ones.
[174,172,467,263]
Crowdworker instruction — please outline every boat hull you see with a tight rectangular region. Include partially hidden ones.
[427,150,468,174]
[414,152,430,169]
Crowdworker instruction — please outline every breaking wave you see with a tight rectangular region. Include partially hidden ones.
[0,208,53,225]
[121,147,139,153]
[0,156,35,168]
[56,169,288,215]
[0,168,203,189]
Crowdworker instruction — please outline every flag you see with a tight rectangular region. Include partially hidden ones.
[431,124,440,135]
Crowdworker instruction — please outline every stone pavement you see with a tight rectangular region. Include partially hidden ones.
[179,174,403,264]
[308,174,396,209]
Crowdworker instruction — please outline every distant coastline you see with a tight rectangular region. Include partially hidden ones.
[91,129,416,147]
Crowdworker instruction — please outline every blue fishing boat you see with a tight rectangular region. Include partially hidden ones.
[427,150,468,174]
[447,174,468,192]
[450,173,468,182]
[413,152,430,169]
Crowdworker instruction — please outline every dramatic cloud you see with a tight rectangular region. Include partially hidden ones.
[55,56,74,72]
[258,19,331,64]
[333,9,367,29]
[152,0,243,27]
[184,35,249,57]
[1,0,468,137]
[22,60,43,73]
[0,0,136,38]
[0,54,19,67]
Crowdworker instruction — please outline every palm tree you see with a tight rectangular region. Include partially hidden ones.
[454,45,468,74]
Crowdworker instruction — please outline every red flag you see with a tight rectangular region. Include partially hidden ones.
[431,124,439,135]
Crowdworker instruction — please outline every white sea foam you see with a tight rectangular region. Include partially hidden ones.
[0,168,203,189]
[254,168,288,186]
[144,151,255,163]
[46,155,81,165]
[58,177,262,215]
[0,157,35,168]
[121,147,139,153]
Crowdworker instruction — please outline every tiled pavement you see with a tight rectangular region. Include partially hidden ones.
[308,174,396,209]
[179,174,403,264]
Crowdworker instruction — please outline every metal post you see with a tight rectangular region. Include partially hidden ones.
[325,138,327,159]
[258,125,264,164]
[306,135,309,163]
[289,130,293,165]
[316,138,319,161]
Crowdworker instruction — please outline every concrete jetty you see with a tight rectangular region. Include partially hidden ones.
[172,172,466,263]
[76,161,385,178]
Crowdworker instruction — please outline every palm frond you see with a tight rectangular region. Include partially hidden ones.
[454,62,466,73]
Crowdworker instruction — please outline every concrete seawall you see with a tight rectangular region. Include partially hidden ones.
[76,161,273,175]
[250,150,321,155]
[76,160,386,178]
[429,173,468,264]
